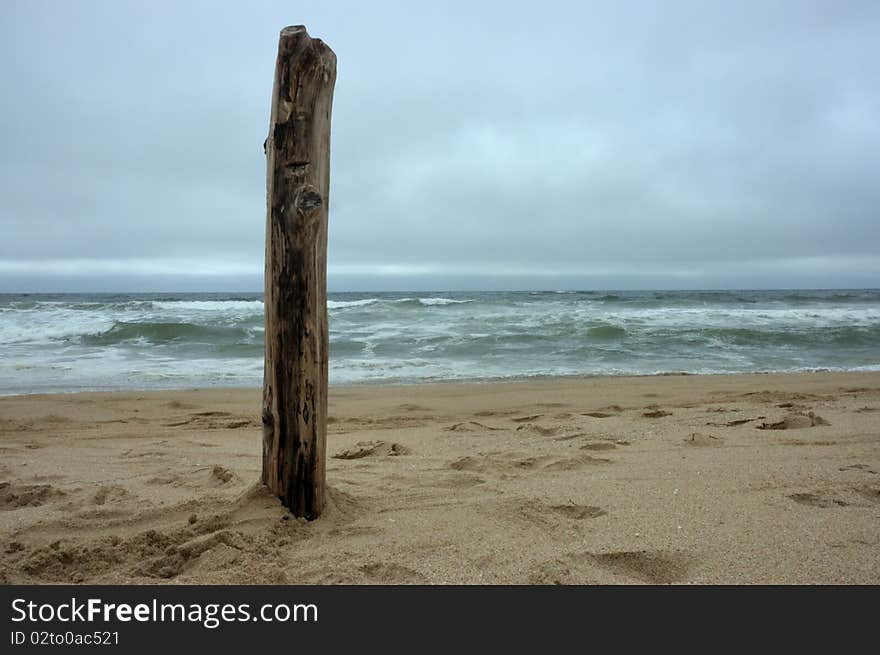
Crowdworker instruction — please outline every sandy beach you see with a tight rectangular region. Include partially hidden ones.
[1,371,878,584]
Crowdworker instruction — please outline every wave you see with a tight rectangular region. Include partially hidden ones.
[373,297,472,307]
[3,290,880,393]
[693,325,880,348]
[328,297,473,310]
[0,310,118,344]
[80,321,255,346]
[150,300,264,313]
[327,298,381,309]
[412,297,472,306]
[587,324,628,339]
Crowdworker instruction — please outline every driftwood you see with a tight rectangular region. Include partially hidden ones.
[261,26,336,519]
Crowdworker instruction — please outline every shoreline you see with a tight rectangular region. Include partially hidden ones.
[5,367,880,400]
[1,369,879,584]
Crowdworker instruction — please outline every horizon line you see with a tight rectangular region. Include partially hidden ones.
[2,286,879,295]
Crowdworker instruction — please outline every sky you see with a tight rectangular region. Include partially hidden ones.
[1,0,879,292]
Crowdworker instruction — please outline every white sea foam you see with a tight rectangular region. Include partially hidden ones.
[2,290,879,394]
[0,310,116,345]
[327,298,381,309]
[415,297,473,306]
[150,300,264,313]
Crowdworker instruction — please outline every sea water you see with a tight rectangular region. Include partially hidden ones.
[1,289,879,394]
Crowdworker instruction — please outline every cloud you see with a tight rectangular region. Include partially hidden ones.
[1,0,878,291]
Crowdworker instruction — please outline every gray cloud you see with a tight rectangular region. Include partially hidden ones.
[1,0,879,291]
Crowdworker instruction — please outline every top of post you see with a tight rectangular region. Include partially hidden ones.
[280,25,308,38]
[277,25,335,62]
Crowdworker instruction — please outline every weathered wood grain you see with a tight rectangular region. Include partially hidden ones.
[262,26,336,519]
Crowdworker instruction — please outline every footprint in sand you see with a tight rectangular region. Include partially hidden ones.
[92,485,130,505]
[788,492,849,508]
[445,421,503,432]
[396,403,433,412]
[580,442,617,451]
[706,417,763,427]
[448,455,487,472]
[757,412,830,430]
[683,432,723,447]
[781,439,836,446]
[165,400,198,410]
[642,409,672,418]
[473,409,519,418]
[512,454,612,471]
[138,530,248,579]
[210,465,236,485]
[164,412,258,430]
[550,504,607,520]
[553,432,589,442]
[515,424,559,436]
[587,550,690,584]
[856,485,880,504]
[578,405,624,419]
[530,549,689,585]
[839,464,878,475]
[429,473,486,489]
[541,454,612,471]
[448,452,610,474]
[510,414,543,423]
[332,441,411,459]
[788,485,880,508]
[359,562,427,583]
[1,482,65,509]
[500,498,607,530]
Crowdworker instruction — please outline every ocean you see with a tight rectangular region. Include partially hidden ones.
[0,289,878,395]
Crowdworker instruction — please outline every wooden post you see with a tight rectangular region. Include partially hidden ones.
[262,25,336,519]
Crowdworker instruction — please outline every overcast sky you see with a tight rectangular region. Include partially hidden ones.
[1,0,879,292]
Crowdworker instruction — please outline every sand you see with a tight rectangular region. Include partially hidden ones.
[1,371,878,584]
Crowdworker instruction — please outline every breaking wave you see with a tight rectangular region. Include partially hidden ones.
[1,289,879,393]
